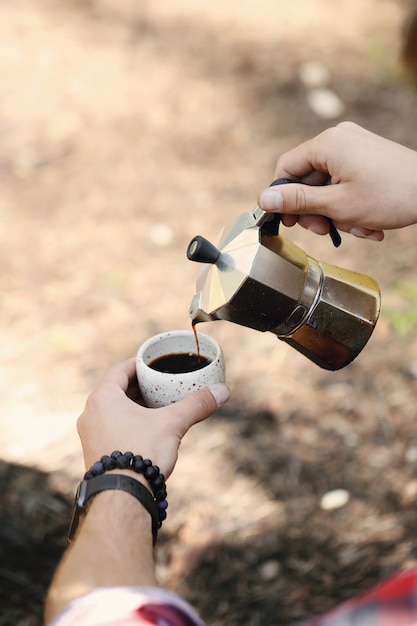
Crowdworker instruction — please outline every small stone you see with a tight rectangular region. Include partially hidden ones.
[401,479,417,506]
[405,446,417,463]
[258,559,281,581]
[320,489,350,511]
[307,88,345,119]
[149,224,174,247]
[406,360,417,379]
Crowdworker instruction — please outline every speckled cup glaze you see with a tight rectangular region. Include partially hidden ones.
[136,330,225,408]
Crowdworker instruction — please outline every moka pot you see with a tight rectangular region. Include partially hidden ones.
[186,179,380,370]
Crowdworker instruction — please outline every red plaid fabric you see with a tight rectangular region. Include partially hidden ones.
[299,567,417,626]
[51,567,417,626]
[136,604,203,626]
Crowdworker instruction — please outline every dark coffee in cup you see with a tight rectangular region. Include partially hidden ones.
[137,330,225,407]
[149,352,212,374]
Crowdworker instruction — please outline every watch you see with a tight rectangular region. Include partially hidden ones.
[68,473,159,543]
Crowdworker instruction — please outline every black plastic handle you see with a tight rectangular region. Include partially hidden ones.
[270,178,341,248]
[187,236,221,264]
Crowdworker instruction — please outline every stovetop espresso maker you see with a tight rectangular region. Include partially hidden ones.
[187,179,380,370]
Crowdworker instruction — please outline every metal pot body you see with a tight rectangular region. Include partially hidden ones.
[189,222,380,370]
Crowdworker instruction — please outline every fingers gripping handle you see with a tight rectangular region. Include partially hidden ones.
[269,178,341,248]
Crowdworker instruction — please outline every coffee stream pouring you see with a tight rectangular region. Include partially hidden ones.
[186,179,381,371]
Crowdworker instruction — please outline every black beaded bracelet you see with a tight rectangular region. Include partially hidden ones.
[84,451,168,531]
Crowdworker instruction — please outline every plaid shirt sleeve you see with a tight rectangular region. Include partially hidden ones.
[50,567,417,626]
[49,587,205,626]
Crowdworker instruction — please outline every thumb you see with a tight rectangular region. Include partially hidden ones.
[259,182,341,218]
[162,383,231,435]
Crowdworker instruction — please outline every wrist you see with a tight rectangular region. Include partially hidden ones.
[80,484,155,541]
[71,451,168,544]
[69,473,160,543]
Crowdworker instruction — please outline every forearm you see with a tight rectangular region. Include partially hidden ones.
[45,485,158,624]
[43,358,228,625]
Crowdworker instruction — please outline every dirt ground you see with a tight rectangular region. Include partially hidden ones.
[2,1,417,625]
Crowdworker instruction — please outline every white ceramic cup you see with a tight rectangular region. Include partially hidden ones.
[136,330,225,408]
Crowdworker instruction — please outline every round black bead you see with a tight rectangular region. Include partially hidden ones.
[115,454,130,469]
[91,461,104,476]
[111,450,123,459]
[132,456,145,472]
[101,455,116,470]
[154,487,167,501]
[151,475,164,490]
[144,465,159,481]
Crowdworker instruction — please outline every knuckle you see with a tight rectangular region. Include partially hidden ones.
[336,120,357,131]
[85,388,101,412]
[320,125,341,144]
[82,388,108,422]
[294,185,308,213]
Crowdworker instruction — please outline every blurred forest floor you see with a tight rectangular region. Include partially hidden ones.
[1,1,417,625]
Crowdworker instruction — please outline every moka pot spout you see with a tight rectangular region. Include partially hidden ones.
[189,291,217,324]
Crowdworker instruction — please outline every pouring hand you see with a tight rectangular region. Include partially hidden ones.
[258,121,417,241]
[77,357,231,478]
